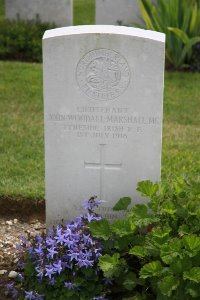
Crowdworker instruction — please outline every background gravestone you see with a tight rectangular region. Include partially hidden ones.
[43,25,165,226]
[96,0,141,25]
[5,0,72,26]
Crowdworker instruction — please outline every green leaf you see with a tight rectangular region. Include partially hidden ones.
[89,219,110,240]
[158,275,179,297]
[113,197,131,211]
[161,200,176,215]
[136,180,159,197]
[111,219,133,237]
[129,246,147,258]
[178,224,191,236]
[186,282,200,298]
[123,295,142,300]
[160,239,182,264]
[190,1,198,34]
[139,0,155,31]
[98,253,121,278]
[140,261,163,279]
[123,272,137,290]
[183,267,200,283]
[114,234,134,251]
[129,204,159,228]
[170,257,192,274]
[183,235,200,257]
[150,226,172,245]
[168,27,189,44]
[178,36,200,67]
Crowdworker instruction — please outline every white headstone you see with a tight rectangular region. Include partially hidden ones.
[96,0,141,25]
[43,25,165,226]
[5,0,72,26]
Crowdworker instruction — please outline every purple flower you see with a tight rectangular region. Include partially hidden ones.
[55,233,67,245]
[36,266,44,279]
[53,260,62,274]
[64,227,72,236]
[196,42,200,50]
[103,277,113,285]
[77,258,94,268]
[47,247,58,259]
[84,212,100,223]
[25,291,35,299]
[6,282,15,291]
[68,251,79,261]
[82,197,103,211]
[45,265,55,279]
[46,237,56,247]
[5,282,18,299]
[34,245,43,256]
[84,250,93,260]
[64,237,74,248]
[64,282,76,290]
[82,234,92,245]
[48,277,55,286]
[35,235,43,243]
[20,235,28,244]
[16,243,23,251]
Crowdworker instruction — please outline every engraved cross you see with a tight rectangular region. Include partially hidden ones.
[84,144,122,200]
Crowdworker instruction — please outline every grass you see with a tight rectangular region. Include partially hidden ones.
[162,72,200,182]
[0,61,199,200]
[0,0,4,20]
[0,61,44,199]
[73,0,95,25]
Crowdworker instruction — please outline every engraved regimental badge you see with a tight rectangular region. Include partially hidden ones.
[76,49,130,101]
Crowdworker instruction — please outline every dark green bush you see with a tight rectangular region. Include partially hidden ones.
[0,19,55,62]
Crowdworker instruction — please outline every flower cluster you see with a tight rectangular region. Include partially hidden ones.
[6,197,106,300]
[190,42,200,71]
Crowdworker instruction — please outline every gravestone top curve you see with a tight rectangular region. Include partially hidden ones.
[43,25,165,43]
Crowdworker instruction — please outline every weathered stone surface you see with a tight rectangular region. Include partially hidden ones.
[5,0,72,26]
[96,0,141,25]
[43,25,165,226]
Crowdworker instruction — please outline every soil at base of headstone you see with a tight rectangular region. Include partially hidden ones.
[0,197,45,299]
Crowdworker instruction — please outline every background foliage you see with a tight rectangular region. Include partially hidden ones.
[0,0,200,69]
[0,0,95,62]
[0,19,54,62]
[139,0,200,69]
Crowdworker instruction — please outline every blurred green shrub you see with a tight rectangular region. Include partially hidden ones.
[0,19,55,62]
[139,0,200,69]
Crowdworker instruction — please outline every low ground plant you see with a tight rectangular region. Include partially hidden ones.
[90,179,200,299]
[5,178,200,299]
